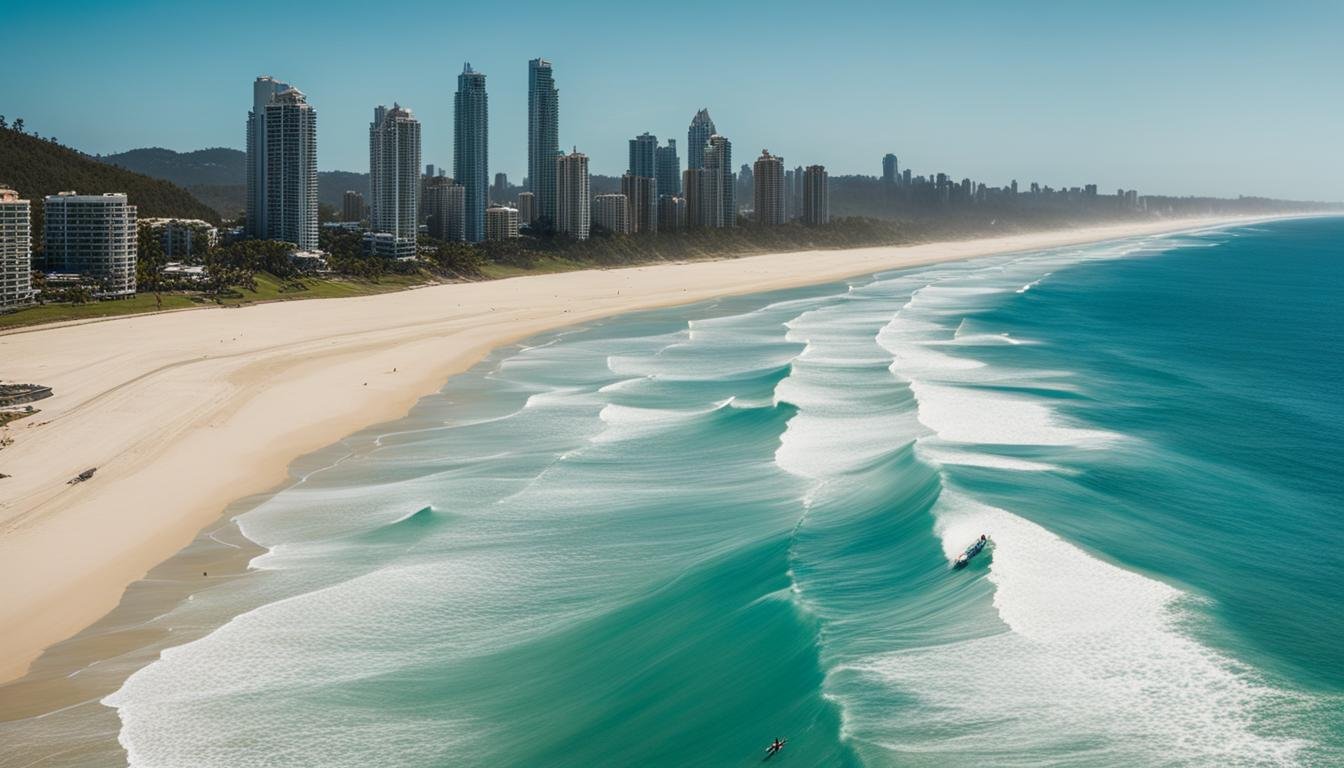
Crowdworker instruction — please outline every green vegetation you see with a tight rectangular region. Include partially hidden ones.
[0,125,220,249]
[0,272,428,330]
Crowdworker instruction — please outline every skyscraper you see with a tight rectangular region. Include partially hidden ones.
[687,109,716,170]
[629,132,658,180]
[882,153,898,185]
[245,75,290,239]
[493,173,509,203]
[683,168,704,228]
[737,162,753,210]
[753,150,785,225]
[792,165,805,218]
[555,149,590,240]
[0,188,33,311]
[803,165,830,225]
[528,58,559,225]
[263,87,318,250]
[342,190,365,222]
[592,193,630,235]
[455,63,489,243]
[424,176,465,242]
[655,139,680,198]
[701,134,735,227]
[369,104,421,258]
[44,192,137,298]
[621,173,657,234]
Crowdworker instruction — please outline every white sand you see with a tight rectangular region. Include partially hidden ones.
[0,218,1250,683]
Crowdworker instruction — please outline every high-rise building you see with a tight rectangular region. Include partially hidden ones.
[555,149,590,240]
[369,104,421,258]
[687,108,715,170]
[753,150,785,226]
[424,176,466,242]
[792,165,805,218]
[701,134,735,227]
[528,58,559,225]
[425,163,436,178]
[485,206,520,240]
[0,188,33,311]
[620,174,657,234]
[44,192,137,298]
[342,190,365,222]
[657,195,687,232]
[802,165,829,226]
[628,132,658,181]
[492,173,509,204]
[263,87,318,250]
[592,193,630,235]
[682,168,704,228]
[655,139,680,198]
[882,153,898,185]
[517,191,535,225]
[455,63,489,242]
[246,75,290,239]
[737,162,754,211]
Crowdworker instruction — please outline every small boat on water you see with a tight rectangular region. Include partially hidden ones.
[763,738,787,760]
[953,534,989,569]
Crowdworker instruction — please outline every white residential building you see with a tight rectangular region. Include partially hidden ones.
[485,206,520,240]
[0,188,33,311]
[556,149,590,240]
[43,192,137,298]
[258,84,318,252]
[369,103,421,258]
[139,218,218,259]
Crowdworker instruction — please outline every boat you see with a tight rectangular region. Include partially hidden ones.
[764,738,787,760]
[953,535,988,569]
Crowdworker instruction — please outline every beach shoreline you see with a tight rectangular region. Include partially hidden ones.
[0,216,1282,694]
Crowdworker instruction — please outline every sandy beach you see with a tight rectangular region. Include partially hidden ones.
[0,217,1257,688]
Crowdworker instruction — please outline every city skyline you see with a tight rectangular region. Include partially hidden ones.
[3,1,1342,201]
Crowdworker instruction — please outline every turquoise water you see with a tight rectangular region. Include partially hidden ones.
[105,218,1344,766]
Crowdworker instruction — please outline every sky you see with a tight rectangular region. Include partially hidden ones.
[3,0,1342,200]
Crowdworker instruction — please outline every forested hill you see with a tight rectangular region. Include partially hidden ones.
[100,146,245,187]
[0,127,220,249]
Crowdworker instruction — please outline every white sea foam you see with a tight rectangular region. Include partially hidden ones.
[852,491,1306,766]
[908,380,1117,447]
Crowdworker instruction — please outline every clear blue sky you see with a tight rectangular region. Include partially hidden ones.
[3,0,1341,200]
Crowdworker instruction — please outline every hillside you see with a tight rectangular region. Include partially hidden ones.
[0,129,220,250]
[98,146,370,218]
[100,146,245,187]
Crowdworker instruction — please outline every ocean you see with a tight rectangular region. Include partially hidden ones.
[100,217,1343,766]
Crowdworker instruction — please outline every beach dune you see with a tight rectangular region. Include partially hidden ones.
[0,219,1246,684]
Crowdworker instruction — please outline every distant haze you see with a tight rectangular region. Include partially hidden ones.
[3,0,1342,200]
